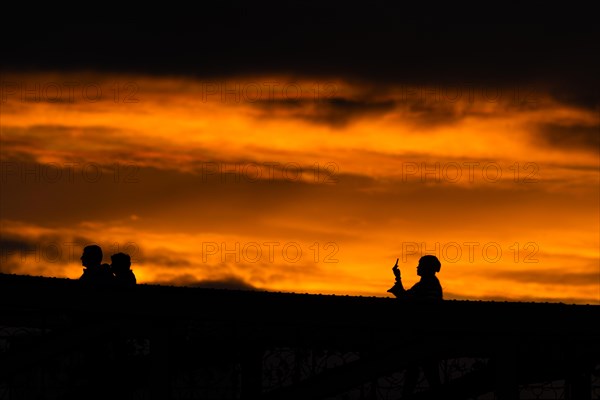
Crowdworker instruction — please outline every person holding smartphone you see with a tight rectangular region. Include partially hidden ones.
[387,255,443,396]
[387,255,443,302]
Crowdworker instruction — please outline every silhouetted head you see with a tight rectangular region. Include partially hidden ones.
[416,255,441,277]
[111,252,131,273]
[81,245,103,268]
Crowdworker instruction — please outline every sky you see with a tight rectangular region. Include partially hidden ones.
[1,7,599,304]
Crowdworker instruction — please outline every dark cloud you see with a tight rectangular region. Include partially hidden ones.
[2,5,597,108]
[535,123,600,152]
[0,236,37,274]
[140,250,192,268]
[241,73,557,126]
[489,269,599,287]
[0,232,100,267]
[251,96,474,128]
[400,101,466,127]
[547,83,600,111]
[151,274,257,291]
[0,232,100,277]
[253,98,396,127]
[2,152,597,240]
[0,124,225,169]
[0,236,37,254]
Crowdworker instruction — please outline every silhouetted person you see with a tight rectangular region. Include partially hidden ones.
[107,252,137,399]
[76,245,115,398]
[387,255,443,397]
[79,245,113,286]
[387,255,443,302]
[110,252,137,287]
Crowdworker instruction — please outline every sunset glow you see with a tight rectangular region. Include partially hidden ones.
[1,71,598,304]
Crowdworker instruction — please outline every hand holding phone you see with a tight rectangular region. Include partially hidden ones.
[392,258,400,279]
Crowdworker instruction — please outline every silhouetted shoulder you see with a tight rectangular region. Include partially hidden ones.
[110,252,137,288]
[116,269,136,287]
[407,276,443,302]
[80,265,113,288]
[79,268,93,281]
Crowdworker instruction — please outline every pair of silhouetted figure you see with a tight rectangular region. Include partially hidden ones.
[79,244,136,287]
[387,255,443,397]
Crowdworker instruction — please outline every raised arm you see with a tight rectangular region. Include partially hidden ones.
[387,258,406,297]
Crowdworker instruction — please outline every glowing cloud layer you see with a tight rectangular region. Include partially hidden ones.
[1,72,598,304]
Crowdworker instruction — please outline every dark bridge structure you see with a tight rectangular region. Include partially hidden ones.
[1,273,599,400]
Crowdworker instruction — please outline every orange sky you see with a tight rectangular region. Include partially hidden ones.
[1,72,599,304]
